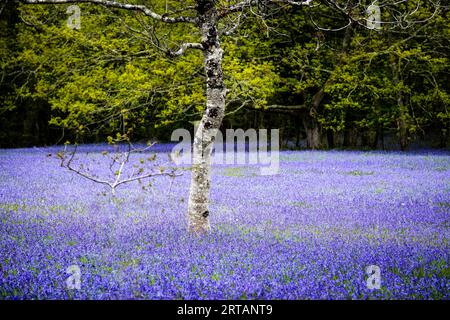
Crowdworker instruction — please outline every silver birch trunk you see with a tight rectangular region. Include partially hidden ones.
[187,2,226,234]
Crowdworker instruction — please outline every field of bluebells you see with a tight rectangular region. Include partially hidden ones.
[0,144,449,299]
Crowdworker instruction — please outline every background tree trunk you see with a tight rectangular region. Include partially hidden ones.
[303,89,324,149]
[303,116,321,149]
[326,129,334,149]
[391,56,409,151]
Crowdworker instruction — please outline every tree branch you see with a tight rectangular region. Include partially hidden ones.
[0,0,9,16]
[58,143,184,195]
[218,0,313,18]
[114,171,182,188]
[167,42,204,57]
[60,146,113,188]
[18,0,198,23]
[265,104,307,111]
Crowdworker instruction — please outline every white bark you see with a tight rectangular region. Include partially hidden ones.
[187,1,226,234]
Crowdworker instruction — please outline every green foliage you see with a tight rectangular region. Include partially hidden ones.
[0,1,448,148]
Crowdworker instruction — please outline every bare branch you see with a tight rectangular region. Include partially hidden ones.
[59,146,113,188]
[272,0,313,5]
[265,104,307,111]
[167,42,204,57]
[58,143,183,195]
[114,171,182,188]
[218,0,313,18]
[0,0,9,16]
[217,0,442,33]
[18,0,198,23]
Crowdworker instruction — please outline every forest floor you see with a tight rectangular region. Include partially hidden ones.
[0,145,449,299]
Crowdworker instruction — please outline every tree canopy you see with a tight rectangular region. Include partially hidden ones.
[1,0,448,149]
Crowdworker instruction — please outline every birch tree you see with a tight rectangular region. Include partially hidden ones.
[15,0,442,234]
